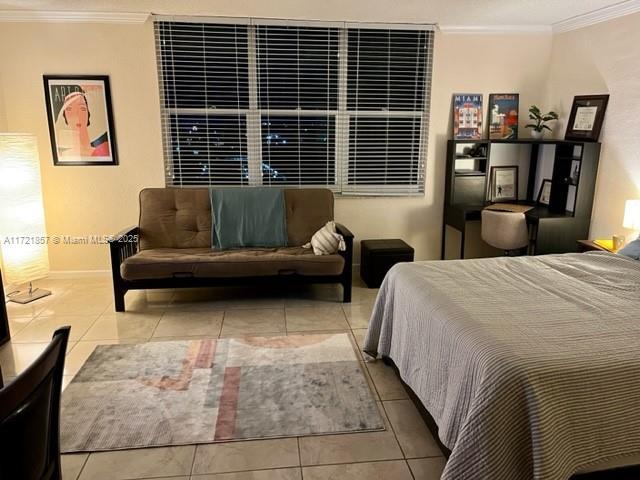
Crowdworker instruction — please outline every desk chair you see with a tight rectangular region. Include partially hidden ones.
[0,326,70,480]
[481,209,529,256]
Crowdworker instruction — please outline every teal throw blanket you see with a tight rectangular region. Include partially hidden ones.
[210,187,287,249]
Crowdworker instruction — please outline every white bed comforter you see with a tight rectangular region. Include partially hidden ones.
[364,252,640,479]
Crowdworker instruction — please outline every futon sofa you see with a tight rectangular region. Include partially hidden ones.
[108,187,353,312]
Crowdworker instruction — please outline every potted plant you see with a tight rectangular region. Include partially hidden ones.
[525,105,559,139]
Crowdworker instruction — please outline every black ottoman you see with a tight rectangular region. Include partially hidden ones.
[360,239,414,288]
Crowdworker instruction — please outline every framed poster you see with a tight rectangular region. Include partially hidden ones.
[537,179,552,206]
[488,93,519,140]
[564,94,609,142]
[489,166,518,202]
[453,94,483,140]
[43,75,118,166]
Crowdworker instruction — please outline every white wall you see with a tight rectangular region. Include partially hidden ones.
[546,12,640,241]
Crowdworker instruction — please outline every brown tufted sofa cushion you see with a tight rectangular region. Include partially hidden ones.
[138,187,334,250]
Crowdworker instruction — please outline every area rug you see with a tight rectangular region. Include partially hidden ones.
[60,333,383,452]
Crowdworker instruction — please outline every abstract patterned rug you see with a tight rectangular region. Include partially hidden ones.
[60,333,383,452]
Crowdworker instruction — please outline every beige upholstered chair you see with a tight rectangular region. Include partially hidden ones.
[481,209,530,255]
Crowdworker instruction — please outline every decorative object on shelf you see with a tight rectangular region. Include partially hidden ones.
[489,165,518,202]
[488,93,519,140]
[623,199,640,232]
[570,159,581,184]
[0,134,51,304]
[453,94,483,140]
[537,179,552,206]
[43,75,118,166]
[564,94,609,142]
[525,105,558,139]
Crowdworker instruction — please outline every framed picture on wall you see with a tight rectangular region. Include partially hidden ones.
[564,94,609,142]
[43,75,118,166]
[537,179,552,206]
[488,93,519,140]
[489,165,518,202]
[453,94,483,140]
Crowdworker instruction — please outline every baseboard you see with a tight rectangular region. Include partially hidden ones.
[47,270,111,279]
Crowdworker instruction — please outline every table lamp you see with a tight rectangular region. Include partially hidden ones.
[0,133,51,303]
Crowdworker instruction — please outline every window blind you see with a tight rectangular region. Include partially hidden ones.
[155,18,433,195]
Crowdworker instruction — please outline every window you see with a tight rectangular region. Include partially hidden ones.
[155,19,433,195]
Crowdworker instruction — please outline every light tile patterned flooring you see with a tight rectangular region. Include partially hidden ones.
[1,276,446,480]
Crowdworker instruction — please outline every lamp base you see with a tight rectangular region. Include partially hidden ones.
[8,288,51,304]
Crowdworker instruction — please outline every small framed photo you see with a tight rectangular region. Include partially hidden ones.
[537,179,552,206]
[489,166,518,202]
[453,93,483,140]
[564,94,609,142]
[43,75,118,166]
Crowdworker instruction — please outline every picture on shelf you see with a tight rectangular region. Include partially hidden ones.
[453,94,483,140]
[488,93,519,140]
[490,165,518,202]
[565,94,609,142]
[537,179,552,206]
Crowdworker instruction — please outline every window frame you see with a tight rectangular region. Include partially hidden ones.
[155,17,434,196]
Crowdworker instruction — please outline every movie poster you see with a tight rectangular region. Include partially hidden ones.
[489,93,519,140]
[453,94,483,140]
[43,76,118,165]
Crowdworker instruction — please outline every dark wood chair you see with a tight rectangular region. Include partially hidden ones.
[0,326,70,480]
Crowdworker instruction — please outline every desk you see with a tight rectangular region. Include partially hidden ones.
[0,270,9,346]
[442,202,578,259]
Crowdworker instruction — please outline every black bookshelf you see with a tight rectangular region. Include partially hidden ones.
[442,138,600,259]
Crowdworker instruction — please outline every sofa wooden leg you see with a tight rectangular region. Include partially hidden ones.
[114,289,126,312]
[342,281,352,303]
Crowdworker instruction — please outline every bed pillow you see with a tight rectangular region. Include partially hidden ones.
[618,238,640,260]
[304,221,346,255]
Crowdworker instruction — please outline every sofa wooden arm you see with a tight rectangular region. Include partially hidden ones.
[109,226,139,312]
[335,223,354,303]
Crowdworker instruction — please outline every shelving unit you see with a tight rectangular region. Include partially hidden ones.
[442,138,600,259]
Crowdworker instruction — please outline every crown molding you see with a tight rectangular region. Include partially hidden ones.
[0,10,149,24]
[438,24,551,34]
[552,0,640,33]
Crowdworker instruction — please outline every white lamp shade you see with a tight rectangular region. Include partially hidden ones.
[0,134,50,285]
[623,199,640,231]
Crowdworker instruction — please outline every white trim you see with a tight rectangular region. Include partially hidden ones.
[438,24,551,34]
[345,22,435,31]
[0,10,149,24]
[154,14,250,25]
[47,270,110,279]
[552,0,640,33]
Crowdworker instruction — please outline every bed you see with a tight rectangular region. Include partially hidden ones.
[364,252,640,480]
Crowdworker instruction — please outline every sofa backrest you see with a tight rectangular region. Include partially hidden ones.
[138,187,334,250]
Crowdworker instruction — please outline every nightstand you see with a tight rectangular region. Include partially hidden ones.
[576,240,615,253]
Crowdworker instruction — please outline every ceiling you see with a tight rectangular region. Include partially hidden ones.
[0,0,633,26]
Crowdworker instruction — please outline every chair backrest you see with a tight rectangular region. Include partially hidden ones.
[0,326,70,480]
[138,187,334,249]
[481,209,529,251]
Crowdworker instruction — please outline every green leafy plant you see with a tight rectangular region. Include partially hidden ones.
[525,105,559,132]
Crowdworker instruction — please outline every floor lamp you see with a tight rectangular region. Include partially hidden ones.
[0,133,51,303]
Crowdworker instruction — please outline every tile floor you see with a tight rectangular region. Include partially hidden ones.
[1,275,446,480]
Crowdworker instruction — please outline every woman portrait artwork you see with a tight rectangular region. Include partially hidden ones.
[44,75,118,165]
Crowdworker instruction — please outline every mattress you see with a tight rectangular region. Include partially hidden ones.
[364,252,640,480]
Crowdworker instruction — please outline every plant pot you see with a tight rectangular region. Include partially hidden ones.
[530,129,544,140]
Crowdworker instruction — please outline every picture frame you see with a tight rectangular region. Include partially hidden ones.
[537,179,552,206]
[489,166,518,202]
[453,94,483,140]
[43,75,118,166]
[488,93,519,140]
[564,94,609,142]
